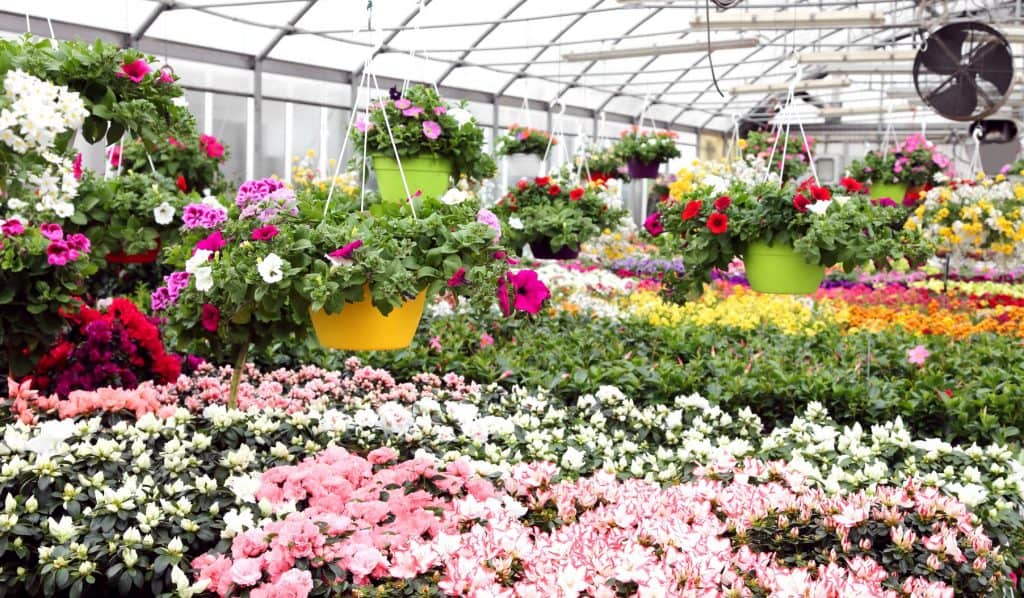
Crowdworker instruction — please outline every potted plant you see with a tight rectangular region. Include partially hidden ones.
[577,146,629,184]
[493,177,629,259]
[351,84,496,204]
[497,124,555,179]
[297,181,509,351]
[739,130,814,182]
[71,170,188,264]
[612,126,681,179]
[847,133,952,206]
[647,177,932,298]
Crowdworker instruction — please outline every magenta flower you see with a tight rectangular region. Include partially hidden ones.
[509,269,550,314]
[433,106,447,115]
[151,287,172,312]
[497,274,511,317]
[39,223,63,241]
[251,225,279,241]
[107,145,122,168]
[199,134,225,159]
[196,231,226,252]
[2,220,24,236]
[447,267,466,287]
[157,67,175,85]
[65,233,90,253]
[423,121,442,140]
[46,240,77,266]
[116,59,152,83]
[643,212,664,237]
[907,344,930,366]
[394,98,412,110]
[164,271,191,299]
[403,106,424,117]
[327,239,363,265]
[201,303,220,332]
[182,203,227,229]
[72,153,83,180]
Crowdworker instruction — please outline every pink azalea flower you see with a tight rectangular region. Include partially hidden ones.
[403,106,424,117]
[196,231,226,252]
[1,220,24,236]
[446,267,466,287]
[116,59,152,83]
[423,121,442,140]
[228,557,263,587]
[251,225,279,241]
[201,303,220,332]
[327,239,363,265]
[39,223,63,241]
[907,344,930,366]
[509,269,550,314]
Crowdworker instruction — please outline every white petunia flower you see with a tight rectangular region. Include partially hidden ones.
[153,201,175,225]
[807,200,830,215]
[185,249,213,273]
[440,187,468,205]
[508,216,524,230]
[193,267,214,292]
[257,253,284,284]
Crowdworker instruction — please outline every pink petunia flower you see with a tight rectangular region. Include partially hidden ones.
[116,59,152,83]
[394,98,412,110]
[107,145,122,168]
[156,67,175,85]
[403,106,424,117]
[251,225,279,241]
[195,231,226,252]
[446,267,466,287]
[433,105,447,115]
[509,269,550,314]
[72,153,83,180]
[422,121,442,140]
[327,239,363,265]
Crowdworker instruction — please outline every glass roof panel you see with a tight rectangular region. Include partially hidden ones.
[147,9,277,55]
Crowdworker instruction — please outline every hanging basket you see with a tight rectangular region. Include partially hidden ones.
[372,154,453,203]
[868,181,908,204]
[106,239,161,265]
[743,241,825,295]
[529,237,580,260]
[310,286,427,351]
[626,158,662,179]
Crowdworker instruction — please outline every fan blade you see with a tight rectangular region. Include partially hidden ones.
[927,77,978,118]
[919,26,967,76]
[967,42,1015,92]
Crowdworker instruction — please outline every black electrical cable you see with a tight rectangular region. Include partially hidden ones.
[706,0,726,97]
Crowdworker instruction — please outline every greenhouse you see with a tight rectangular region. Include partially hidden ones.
[2,0,1024,596]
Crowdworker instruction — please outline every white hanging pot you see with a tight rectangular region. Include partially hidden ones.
[505,152,543,183]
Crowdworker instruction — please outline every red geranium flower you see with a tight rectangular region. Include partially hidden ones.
[713,196,731,211]
[793,194,811,213]
[569,188,585,201]
[707,212,729,235]
[840,177,864,193]
[548,185,562,196]
[535,176,550,186]
[682,200,703,220]
[176,175,189,193]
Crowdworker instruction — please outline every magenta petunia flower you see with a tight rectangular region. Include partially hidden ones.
[497,274,511,317]
[39,223,63,241]
[643,212,663,237]
[195,231,226,252]
[423,121,442,140]
[116,59,152,83]
[355,116,372,133]
[2,220,24,236]
[447,267,466,288]
[107,145,122,168]
[46,240,77,267]
[72,153,83,180]
[402,106,424,117]
[201,303,220,333]
[509,269,550,314]
[251,225,279,241]
[157,67,175,85]
[327,239,363,265]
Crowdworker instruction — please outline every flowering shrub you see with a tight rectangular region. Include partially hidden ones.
[492,176,628,254]
[650,178,932,299]
[495,124,555,157]
[0,221,96,376]
[121,106,232,195]
[0,69,86,220]
[351,84,496,182]
[32,298,181,399]
[611,126,681,165]
[848,133,953,189]
[740,129,813,182]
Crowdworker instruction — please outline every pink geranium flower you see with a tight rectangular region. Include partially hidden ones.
[201,303,220,332]
[65,233,90,253]
[423,121,442,140]
[1,220,23,236]
[509,269,550,314]
[46,240,77,266]
[116,59,152,83]
[39,223,63,241]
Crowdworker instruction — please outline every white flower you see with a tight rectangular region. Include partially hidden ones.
[52,201,74,218]
[448,108,474,126]
[153,202,175,225]
[508,216,524,230]
[46,515,78,543]
[193,267,214,292]
[26,420,76,457]
[185,249,213,273]
[226,475,261,502]
[6,198,26,211]
[807,200,830,215]
[257,253,284,284]
[440,187,468,205]
[561,446,586,470]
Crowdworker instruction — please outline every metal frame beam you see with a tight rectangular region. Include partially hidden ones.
[435,0,528,88]
[129,2,170,47]
[256,0,319,61]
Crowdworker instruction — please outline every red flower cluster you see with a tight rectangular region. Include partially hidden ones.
[34,299,181,398]
[840,177,865,194]
[793,181,831,213]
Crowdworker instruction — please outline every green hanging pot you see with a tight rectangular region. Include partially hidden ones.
[869,181,908,204]
[743,241,825,295]
[372,154,453,203]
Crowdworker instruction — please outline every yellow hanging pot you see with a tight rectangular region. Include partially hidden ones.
[310,286,427,351]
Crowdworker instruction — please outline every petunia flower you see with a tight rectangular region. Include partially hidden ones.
[177,175,189,193]
[251,225,279,241]
[433,105,447,115]
[116,59,152,83]
[157,67,175,85]
[153,202,175,225]
[568,188,584,201]
[447,267,466,287]
[195,231,226,252]
[422,121,442,140]
[496,274,511,316]
[476,209,501,243]
[509,270,550,314]
[682,200,702,220]
[107,145,122,168]
[72,153,83,181]
[326,239,362,266]
[389,86,402,101]
[201,304,220,333]
[256,253,284,284]
[643,212,663,237]
[402,106,424,117]
[706,212,729,235]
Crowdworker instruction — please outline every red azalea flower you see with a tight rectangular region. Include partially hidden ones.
[201,303,220,332]
[713,196,731,211]
[569,188,585,201]
[681,200,703,220]
[534,176,550,186]
[548,185,562,196]
[176,175,189,193]
[643,212,664,237]
[810,185,831,201]
[793,194,811,213]
[251,225,279,241]
[707,212,729,235]
[510,270,550,314]
[840,177,864,193]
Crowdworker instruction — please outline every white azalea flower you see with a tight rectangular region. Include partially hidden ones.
[153,201,175,225]
[257,253,284,284]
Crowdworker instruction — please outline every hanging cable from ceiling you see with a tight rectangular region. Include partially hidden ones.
[703,0,743,96]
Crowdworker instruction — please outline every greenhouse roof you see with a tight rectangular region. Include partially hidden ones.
[1,0,1021,134]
